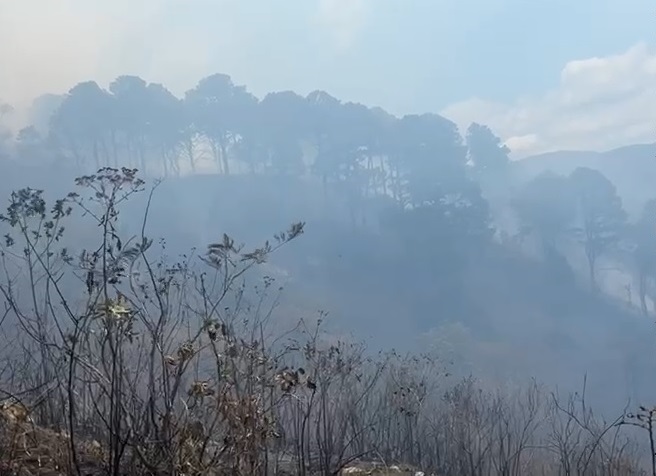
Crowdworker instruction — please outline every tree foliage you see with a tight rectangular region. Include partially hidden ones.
[3,71,644,311]
[569,167,627,290]
[513,171,575,255]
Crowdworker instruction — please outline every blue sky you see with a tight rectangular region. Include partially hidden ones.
[0,0,654,156]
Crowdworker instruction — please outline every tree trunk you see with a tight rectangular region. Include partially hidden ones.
[220,142,230,175]
[180,135,195,173]
[586,248,597,292]
[640,272,649,315]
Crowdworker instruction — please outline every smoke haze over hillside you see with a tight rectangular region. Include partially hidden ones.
[1,0,654,154]
[1,3,656,473]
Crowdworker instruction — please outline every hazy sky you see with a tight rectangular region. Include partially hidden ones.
[1,0,654,156]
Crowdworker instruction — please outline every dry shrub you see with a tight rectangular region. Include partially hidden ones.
[0,169,649,476]
[0,408,105,476]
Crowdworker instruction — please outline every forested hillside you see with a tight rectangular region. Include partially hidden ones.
[1,74,656,397]
[0,74,655,474]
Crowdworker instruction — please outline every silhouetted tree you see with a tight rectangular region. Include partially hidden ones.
[144,82,185,176]
[27,93,64,136]
[466,123,511,198]
[569,167,627,291]
[15,126,48,164]
[256,91,308,175]
[179,95,202,173]
[386,114,466,207]
[307,90,344,186]
[513,171,575,258]
[185,73,257,175]
[109,75,152,170]
[466,123,509,172]
[50,81,114,169]
[380,112,491,300]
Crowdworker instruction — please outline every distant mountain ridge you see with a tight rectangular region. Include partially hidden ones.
[515,142,656,215]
